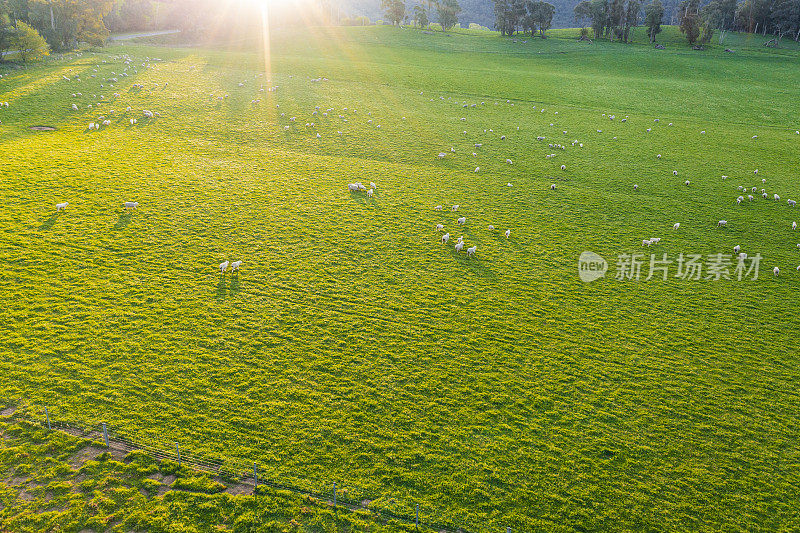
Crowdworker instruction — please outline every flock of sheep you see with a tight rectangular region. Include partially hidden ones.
[3,48,798,280]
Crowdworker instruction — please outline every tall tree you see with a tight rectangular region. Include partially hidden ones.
[622,0,643,42]
[678,0,701,43]
[493,0,525,35]
[412,3,428,27]
[588,0,609,38]
[382,0,406,25]
[771,0,800,40]
[644,0,664,41]
[574,0,593,27]
[13,19,49,61]
[529,0,555,36]
[436,0,460,30]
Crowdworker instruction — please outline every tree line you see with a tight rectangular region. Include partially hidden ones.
[573,0,800,43]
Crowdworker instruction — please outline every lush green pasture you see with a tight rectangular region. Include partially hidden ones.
[0,415,413,532]
[1,25,800,531]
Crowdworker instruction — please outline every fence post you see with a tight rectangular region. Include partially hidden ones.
[176,443,181,467]
[415,503,419,529]
[333,482,337,508]
[102,422,109,448]
[254,463,258,488]
[45,407,51,430]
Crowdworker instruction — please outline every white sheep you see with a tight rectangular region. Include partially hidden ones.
[685,180,691,186]
[347,183,360,192]
[733,245,740,254]
[56,202,69,211]
[561,165,566,171]
[673,223,680,230]
[634,185,639,190]
[488,225,495,230]
[673,170,678,176]
[794,221,798,230]
[231,261,242,271]
[124,201,139,209]
[718,220,727,227]
[370,182,377,189]
[367,189,373,198]
[457,217,466,225]
[455,241,464,253]
[775,194,781,201]
[789,200,796,207]
[467,245,477,257]
[550,184,556,190]
[773,266,780,276]
[452,205,459,211]
[220,261,229,273]
[505,229,511,238]
[435,224,444,231]
[642,239,652,246]
[437,152,446,159]
[506,159,513,165]
[441,233,450,244]
[434,205,443,211]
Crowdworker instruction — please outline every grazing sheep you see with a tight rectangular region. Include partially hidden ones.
[457,235,464,243]
[789,200,797,207]
[734,245,741,254]
[505,229,511,238]
[348,183,360,192]
[367,189,373,198]
[673,170,678,176]
[748,195,754,201]
[230,260,242,272]
[775,194,781,201]
[56,202,69,211]
[657,154,661,159]
[736,197,742,205]
[457,217,466,225]
[488,225,495,230]
[550,184,556,190]
[561,165,566,170]
[370,182,377,189]
[438,152,447,159]
[441,233,450,244]
[436,224,444,231]
[718,220,727,227]
[642,239,652,246]
[685,180,690,186]
[455,241,464,253]
[794,221,798,230]
[434,205,443,211]
[220,261,229,273]
[452,205,459,211]
[650,237,661,244]
[467,245,477,257]
[634,185,639,190]
[763,192,769,199]
[505,159,513,165]
[673,223,680,230]
[773,266,780,276]
[124,201,139,209]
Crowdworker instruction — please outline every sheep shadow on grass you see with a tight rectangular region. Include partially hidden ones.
[38,212,61,231]
[114,211,133,230]
[215,277,227,301]
[229,274,241,295]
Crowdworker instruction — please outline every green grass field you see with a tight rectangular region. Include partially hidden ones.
[1,25,800,531]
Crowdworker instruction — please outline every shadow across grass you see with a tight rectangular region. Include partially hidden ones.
[114,211,133,230]
[38,212,61,231]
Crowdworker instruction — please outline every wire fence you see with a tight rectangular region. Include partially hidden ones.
[2,401,499,533]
